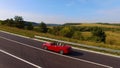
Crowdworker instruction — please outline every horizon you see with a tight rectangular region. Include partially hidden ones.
[0,0,120,24]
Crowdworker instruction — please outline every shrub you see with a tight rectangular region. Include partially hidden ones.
[91,27,106,43]
[72,31,84,40]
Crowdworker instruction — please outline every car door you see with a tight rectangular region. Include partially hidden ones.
[47,43,53,50]
[53,45,61,52]
[49,44,56,51]
[49,44,58,52]
[52,45,58,51]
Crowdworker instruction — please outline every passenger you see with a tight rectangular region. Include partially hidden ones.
[61,43,64,46]
[57,42,59,45]
[53,41,57,45]
[59,43,62,46]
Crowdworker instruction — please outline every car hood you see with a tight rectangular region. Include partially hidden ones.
[63,45,71,48]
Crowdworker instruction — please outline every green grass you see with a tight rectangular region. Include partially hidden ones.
[81,31,120,47]
[0,25,120,55]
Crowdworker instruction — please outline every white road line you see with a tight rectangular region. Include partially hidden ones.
[34,38,120,59]
[0,36,113,68]
[0,49,42,68]
[0,30,30,39]
[0,30,120,58]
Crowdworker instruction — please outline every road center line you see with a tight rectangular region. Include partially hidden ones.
[0,36,113,68]
[0,49,42,68]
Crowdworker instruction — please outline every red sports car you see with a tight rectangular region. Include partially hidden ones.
[42,42,72,54]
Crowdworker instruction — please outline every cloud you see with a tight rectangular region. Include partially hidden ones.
[0,9,40,21]
[90,8,120,23]
[98,8,120,16]
[0,8,87,24]
[0,9,67,24]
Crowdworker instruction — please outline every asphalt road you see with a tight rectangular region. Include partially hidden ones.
[0,51,36,68]
[0,31,120,68]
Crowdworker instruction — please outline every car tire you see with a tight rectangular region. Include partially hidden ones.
[59,50,64,54]
[44,46,47,50]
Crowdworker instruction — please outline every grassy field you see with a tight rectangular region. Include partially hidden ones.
[106,31,120,45]
[0,24,120,55]
[81,31,120,46]
[73,23,120,29]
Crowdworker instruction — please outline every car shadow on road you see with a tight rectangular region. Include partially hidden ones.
[67,51,84,56]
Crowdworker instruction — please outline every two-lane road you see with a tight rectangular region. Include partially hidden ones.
[0,31,120,68]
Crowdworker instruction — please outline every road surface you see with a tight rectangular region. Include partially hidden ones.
[0,31,120,68]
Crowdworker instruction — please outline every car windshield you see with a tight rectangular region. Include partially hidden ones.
[50,43,55,45]
[50,42,65,46]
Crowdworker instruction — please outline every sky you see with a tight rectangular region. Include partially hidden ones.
[0,0,120,24]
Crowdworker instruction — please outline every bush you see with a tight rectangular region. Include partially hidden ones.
[72,31,84,40]
[25,23,33,30]
[48,26,63,35]
[59,26,74,38]
[91,27,106,43]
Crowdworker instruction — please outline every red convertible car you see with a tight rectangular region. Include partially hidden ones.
[42,42,72,54]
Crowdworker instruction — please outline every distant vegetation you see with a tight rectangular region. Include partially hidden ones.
[0,16,120,52]
[0,16,49,32]
[47,26,107,43]
[1,16,33,30]
[63,23,81,25]
[97,23,120,26]
[64,22,120,26]
[47,24,61,26]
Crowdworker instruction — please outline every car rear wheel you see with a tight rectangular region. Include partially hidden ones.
[59,50,64,54]
[44,46,47,50]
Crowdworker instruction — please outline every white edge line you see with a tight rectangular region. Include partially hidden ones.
[0,49,41,68]
[0,36,112,68]
[73,47,120,58]
[0,30,30,39]
[0,30,119,58]
[34,38,120,59]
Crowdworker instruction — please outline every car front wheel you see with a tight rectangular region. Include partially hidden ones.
[44,46,47,50]
[59,50,64,54]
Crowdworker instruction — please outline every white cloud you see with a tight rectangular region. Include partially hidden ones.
[90,8,120,23]
[0,9,66,24]
[1,9,79,24]
[98,8,120,16]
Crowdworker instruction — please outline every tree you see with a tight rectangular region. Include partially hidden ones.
[0,20,5,25]
[38,22,48,33]
[5,18,15,27]
[25,22,33,30]
[14,16,23,22]
[91,27,106,43]
[14,16,25,29]
[0,20,3,25]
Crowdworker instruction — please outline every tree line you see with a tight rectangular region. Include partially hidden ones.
[0,16,48,33]
[1,16,33,30]
[0,16,106,43]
